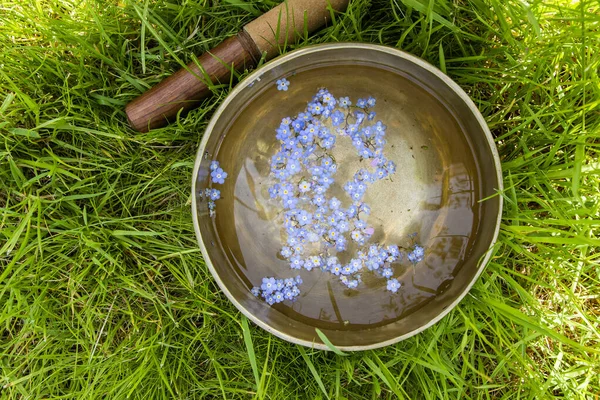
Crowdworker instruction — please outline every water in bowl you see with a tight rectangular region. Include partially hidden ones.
[211,64,481,330]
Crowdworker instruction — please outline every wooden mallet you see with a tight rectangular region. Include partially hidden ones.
[125,0,350,132]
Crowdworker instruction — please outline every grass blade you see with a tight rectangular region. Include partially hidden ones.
[241,316,260,389]
[298,346,330,400]
[315,328,348,356]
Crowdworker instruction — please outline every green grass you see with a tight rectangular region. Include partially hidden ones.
[1,0,599,398]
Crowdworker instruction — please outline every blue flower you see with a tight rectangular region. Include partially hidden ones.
[289,148,303,159]
[209,189,221,201]
[321,134,336,149]
[374,137,386,148]
[298,130,314,146]
[297,210,312,226]
[356,98,367,108]
[303,258,315,271]
[367,111,376,121]
[321,156,334,169]
[319,175,333,187]
[268,185,280,200]
[344,181,356,193]
[366,96,376,108]
[251,287,260,297]
[387,245,400,256]
[286,159,301,175]
[346,205,358,218]
[271,151,287,166]
[367,245,379,257]
[331,110,345,126]
[283,137,298,150]
[292,242,306,256]
[276,78,290,91]
[386,278,401,293]
[326,256,339,266]
[375,121,386,133]
[261,277,277,294]
[308,101,324,115]
[276,279,285,290]
[330,263,343,275]
[298,112,311,121]
[290,256,304,269]
[304,145,316,158]
[359,203,371,215]
[327,228,340,241]
[382,268,393,278]
[313,207,326,221]
[310,166,324,179]
[339,96,351,108]
[350,190,363,201]
[408,245,425,263]
[337,219,350,233]
[283,197,298,209]
[352,137,363,149]
[312,194,326,206]
[374,168,388,180]
[354,111,366,124]
[210,160,220,171]
[335,236,347,251]
[279,183,294,199]
[366,259,379,270]
[322,92,336,106]
[283,287,296,300]
[265,295,276,305]
[359,147,374,159]
[280,246,293,258]
[292,118,305,132]
[297,180,311,193]
[385,160,397,174]
[351,230,363,243]
[273,291,285,303]
[329,197,342,210]
[295,275,303,285]
[313,185,326,195]
[355,220,367,230]
[347,279,359,289]
[287,235,300,246]
[307,256,322,271]
[341,264,353,275]
[306,123,319,135]
[211,167,227,184]
[274,168,290,181]
[349,258,363,271]
[276,125,291,141]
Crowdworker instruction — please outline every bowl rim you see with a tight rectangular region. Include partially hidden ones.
[191,42,503,351]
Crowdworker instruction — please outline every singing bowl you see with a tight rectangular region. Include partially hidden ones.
[192,43,502,350]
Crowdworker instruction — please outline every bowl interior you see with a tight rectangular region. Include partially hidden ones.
[192,44,502,350]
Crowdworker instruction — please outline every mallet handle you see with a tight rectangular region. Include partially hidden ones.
[125,0,349,132]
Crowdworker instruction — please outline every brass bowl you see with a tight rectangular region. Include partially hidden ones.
[192,43,502,350]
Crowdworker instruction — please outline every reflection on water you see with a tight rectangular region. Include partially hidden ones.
[214,65,481,330]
